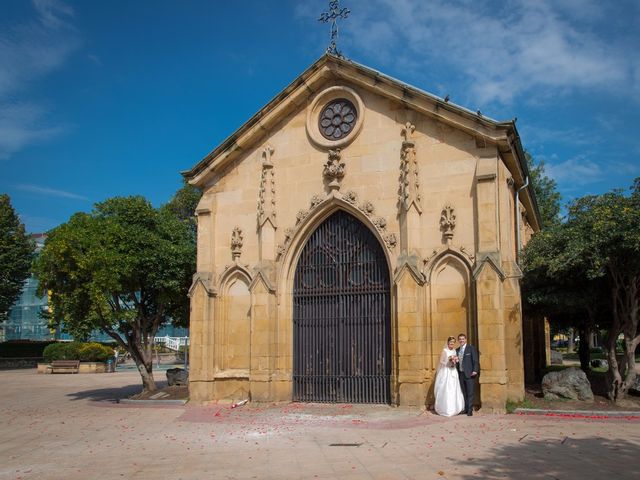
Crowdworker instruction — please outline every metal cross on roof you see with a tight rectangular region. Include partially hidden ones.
[318,0,350,58]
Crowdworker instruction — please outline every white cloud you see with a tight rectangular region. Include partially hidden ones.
[0,102,69,159]
[545,156,603,184]
[15,183,88,201]
[520,125,601,149]
[87,53,102,66]
[0,0,79,159]
[342,0,637,107]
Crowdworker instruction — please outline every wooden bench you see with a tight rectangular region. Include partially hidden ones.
[50,360,80,374]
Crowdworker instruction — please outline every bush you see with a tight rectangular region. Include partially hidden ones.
[43,342,80,362]
[78,343,113,362]
[0,340,55,358]
[43,342,114,362]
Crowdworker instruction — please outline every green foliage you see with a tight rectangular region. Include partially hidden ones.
[0,340,55,358]
[522,177,640,401]
[78,342,114,362]
[43,342,114,362]
[34,195,196,390]
[505,398,534,413]
[525,152,561,228]
[43,342,81,362]
[161,180,202,241]
[0,194,35,322]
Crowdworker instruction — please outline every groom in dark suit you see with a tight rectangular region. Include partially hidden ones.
[457,333,479,416]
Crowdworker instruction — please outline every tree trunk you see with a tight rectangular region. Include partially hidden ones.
[605,329,623,402]
[128,341,157,393]
[137,360,157,392]
[620,335,639,398]
[606,268,639,402]
[567,327,575,353]
[578,325,591,372]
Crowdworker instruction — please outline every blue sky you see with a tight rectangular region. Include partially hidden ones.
[1,0,639,233]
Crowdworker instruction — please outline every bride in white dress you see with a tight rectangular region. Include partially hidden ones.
[434,336,465,416]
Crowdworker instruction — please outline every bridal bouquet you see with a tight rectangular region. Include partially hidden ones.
[447,355,459,368]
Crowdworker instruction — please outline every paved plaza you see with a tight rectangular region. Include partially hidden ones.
[1,369,639,480]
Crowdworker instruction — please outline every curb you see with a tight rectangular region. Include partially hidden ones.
[514,408,640,418]
[117,398,188,405]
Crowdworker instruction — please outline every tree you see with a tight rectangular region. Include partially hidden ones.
[525,152,561,228]
[34,196,195,392]
[566,180,640,401]
[523,179,640,402]
[522,224,609,371]
[0,194,34,323]
[162,180,201,230]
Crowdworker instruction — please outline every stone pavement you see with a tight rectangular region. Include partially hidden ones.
[1,370,639,480]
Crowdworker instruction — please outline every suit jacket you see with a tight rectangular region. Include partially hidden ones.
[456,344,479,379]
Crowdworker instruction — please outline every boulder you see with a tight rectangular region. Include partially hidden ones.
[590,359,608,369]
[550,350,563,365]
[166,368,189,386]
[542,367,594,401]
[631,376,640,394]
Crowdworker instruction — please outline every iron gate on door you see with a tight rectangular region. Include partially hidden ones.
[293,211,391,403]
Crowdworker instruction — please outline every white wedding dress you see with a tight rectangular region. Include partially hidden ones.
[434,347,465,417]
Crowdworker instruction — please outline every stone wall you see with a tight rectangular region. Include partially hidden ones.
[0,357,41,369]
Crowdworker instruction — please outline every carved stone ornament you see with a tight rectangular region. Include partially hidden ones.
[306,86,365,149]
[440,205,456,243]
[373,216,387,229]
[231,226,243,260]
[323,148,345,191]
[384,232,398,249]
[343,190,358,205]
[310,194,325,208]
[399,122,422,213]
[257,145,276,227]
[284,227,295,241]
[276,192,397,261]
[296,209,309,225]
[359,201,375,215]
[319,99,357,140]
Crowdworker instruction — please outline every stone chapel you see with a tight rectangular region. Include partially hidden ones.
[182,54,543,412]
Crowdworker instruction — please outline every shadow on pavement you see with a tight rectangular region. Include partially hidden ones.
[459,436,640,479]
[66,381,168,402]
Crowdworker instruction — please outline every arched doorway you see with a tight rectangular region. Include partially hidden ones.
[293,210,391,403]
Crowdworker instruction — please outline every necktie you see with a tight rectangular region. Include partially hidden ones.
[459,347,464,371]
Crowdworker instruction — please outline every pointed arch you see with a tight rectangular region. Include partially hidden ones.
[278,194,394,293]
[291,209,392,403]
[219,267,252,373]
[219,263,252,290]
[424,247,474,284]
[428,252,476,359]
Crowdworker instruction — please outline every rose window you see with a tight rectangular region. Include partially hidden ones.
[318,99,358,140]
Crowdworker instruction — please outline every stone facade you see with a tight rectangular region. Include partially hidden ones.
[183,55,541,412]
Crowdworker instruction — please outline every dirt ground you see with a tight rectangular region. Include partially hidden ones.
[129,384,189,400]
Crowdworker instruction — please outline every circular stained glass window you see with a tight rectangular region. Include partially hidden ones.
[318,99,358,140]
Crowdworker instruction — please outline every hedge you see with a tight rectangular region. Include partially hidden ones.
[43,342,114,362]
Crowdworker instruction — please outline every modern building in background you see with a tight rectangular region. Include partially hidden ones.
[1,233,188,343]
[2,234,50,341]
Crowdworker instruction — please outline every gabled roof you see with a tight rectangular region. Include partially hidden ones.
[182,54,540,230]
